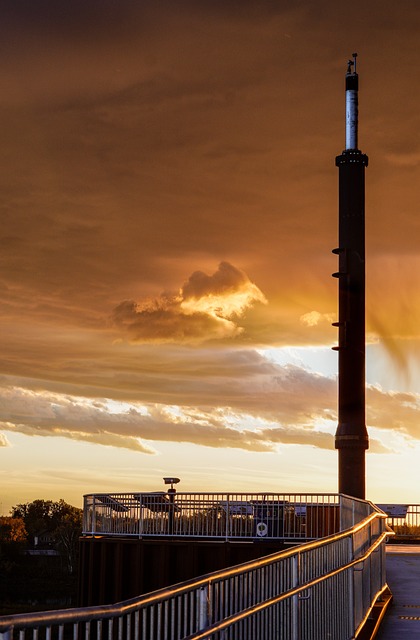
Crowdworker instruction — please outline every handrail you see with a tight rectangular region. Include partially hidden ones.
[0,498,389,640]
[183,525,390,639]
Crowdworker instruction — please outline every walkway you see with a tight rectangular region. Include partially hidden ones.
[376,545,420,639]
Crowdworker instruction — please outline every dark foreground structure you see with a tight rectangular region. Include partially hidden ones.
[333,53,369,499]
[79,535,286,605]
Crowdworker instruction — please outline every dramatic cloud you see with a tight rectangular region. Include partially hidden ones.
[0,359,332,449]
[111,262,267,343]
[0,382,326,453]
[0,358,414,458]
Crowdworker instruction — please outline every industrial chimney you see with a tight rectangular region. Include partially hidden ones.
[333,54,369,499]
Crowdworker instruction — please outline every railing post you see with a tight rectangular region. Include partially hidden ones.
[348,534,355,639]
[138,495,143,538]
[92,495,96,534]
[198,585,211,630]
[0,627,13,640]
[226,495,230,542]
[292,553,300,640]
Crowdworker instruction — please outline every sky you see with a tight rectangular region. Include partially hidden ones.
[2,0,420,514]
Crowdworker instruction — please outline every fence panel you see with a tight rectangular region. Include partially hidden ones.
[83,493,343,542]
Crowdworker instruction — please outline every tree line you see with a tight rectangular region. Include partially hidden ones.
[0,499,83,614]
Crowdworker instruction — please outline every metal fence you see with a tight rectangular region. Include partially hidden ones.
[0,496,390,640]
[82,492,349,541]
[377,504,420,539]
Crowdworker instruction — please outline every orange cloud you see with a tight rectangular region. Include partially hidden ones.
[300,311,335,328]
[0,357,409,457]
[111,262,266,343]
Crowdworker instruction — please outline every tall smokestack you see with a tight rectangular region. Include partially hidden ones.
[333,53,369,499]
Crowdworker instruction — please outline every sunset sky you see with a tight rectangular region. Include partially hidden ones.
[2,0,420,514]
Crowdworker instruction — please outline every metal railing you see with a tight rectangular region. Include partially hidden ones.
[377,503,420,539]
[82,492,349,541]
[0,496,390,640]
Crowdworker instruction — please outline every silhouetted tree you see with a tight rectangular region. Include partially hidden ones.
[51,502,82,574]
[12,499,55,544]
[0,517,27,544]
[11,499,82,574]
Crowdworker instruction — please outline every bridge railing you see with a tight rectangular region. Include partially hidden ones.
[0,496,390,640]
[82,492,362,541]
[377,503,420,539]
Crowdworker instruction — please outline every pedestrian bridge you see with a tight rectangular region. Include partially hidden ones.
[0,492,396,640]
